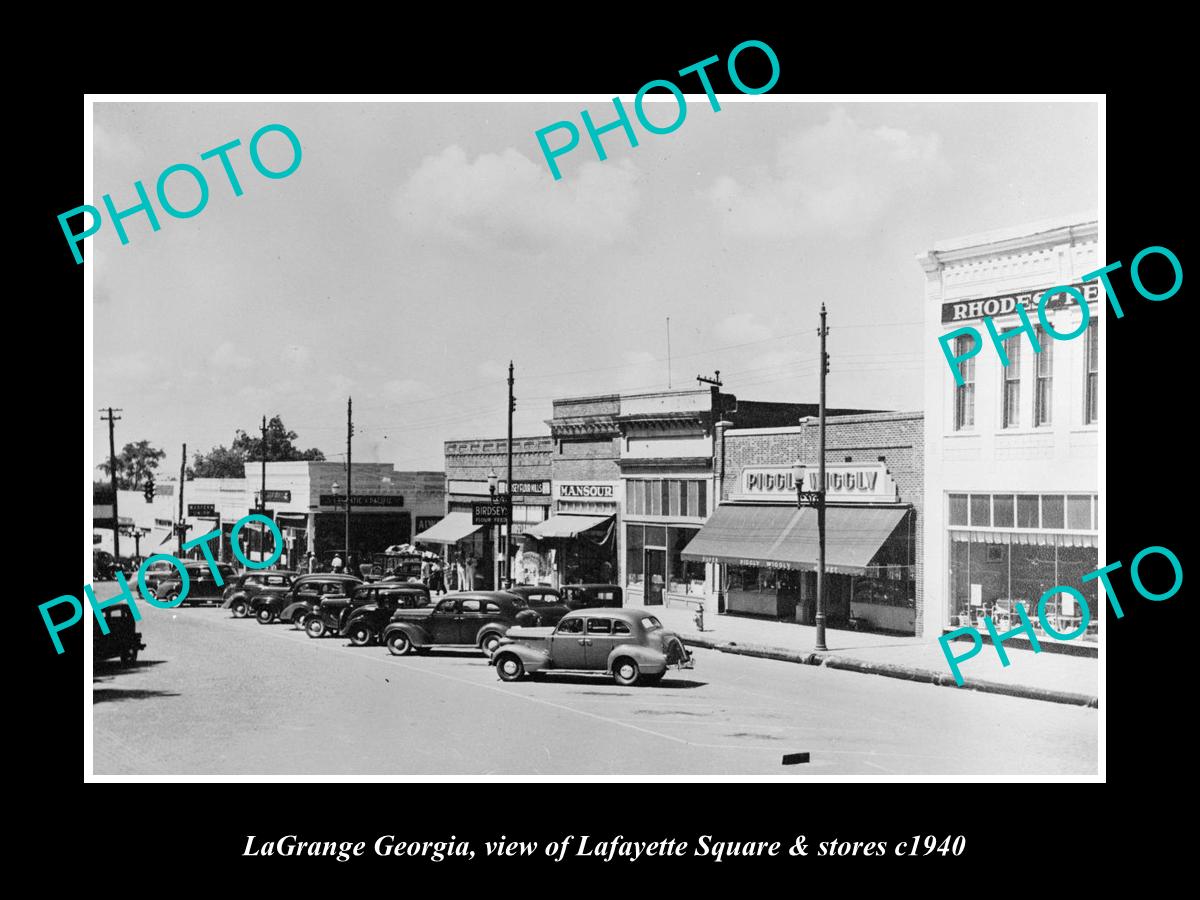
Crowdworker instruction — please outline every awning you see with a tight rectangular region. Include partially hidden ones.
[681,504,908,576]
[413,511,483,544]
[525,514,612,540]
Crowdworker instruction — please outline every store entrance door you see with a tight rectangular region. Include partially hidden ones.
[645,549,665,605]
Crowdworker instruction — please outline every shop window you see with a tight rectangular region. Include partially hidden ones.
[993,494,1015,528]
[661,480,671,516]
[625,525,643,587]
[1067,495,1093,530]
[1002,340,1020,428]
[948,494,968,527]
[1085,318,1098,425]
[667,527,704,595]
[969,494,991,527]
[1035,325,1053,426]
[953,334,975,431]
[697,481,707,518]
[1017,494,1039,529]
[1041,495,1065,529]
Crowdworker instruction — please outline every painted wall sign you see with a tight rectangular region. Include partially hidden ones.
[940,282,1099,324]
[736,463,899,504]
[319,494,405,508]
[557,483,615,499]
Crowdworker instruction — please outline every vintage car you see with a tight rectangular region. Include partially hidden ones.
[382,592,527,657]
[221,570,297,618]
[339,584,431,646]
[561,584,624,611]
[155,560,239,606]
[262,573,363,626]
[140,558,181,596]
[304,588,380,639]
[94,605,146,664]
[504,585,571,626]
[92,549,117,581]
[489,608,692,686]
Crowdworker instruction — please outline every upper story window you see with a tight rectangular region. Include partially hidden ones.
[1034,325,1053,427]
[1084,318,1098,425]
[953,335,975,431]
[1002,339,1020,429]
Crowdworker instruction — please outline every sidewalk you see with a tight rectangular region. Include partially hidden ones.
[653,606,1098,707]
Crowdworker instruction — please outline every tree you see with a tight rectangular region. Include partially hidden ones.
[97,440,165,489]
[188,416,324,478]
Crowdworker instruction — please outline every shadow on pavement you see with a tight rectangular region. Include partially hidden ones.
[94,688,180,704]
[93,659,168,677]
[538,674,707,689]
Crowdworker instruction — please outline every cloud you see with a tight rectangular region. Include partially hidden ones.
[210,341,252,371]
[381,378,432,400]
[93,122,145,164]
[280,344,312,371]
[712,313,773,345]
[395,145,641,251]
[704,109,947,239]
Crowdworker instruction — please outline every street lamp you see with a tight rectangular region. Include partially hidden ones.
[487,469,498,497]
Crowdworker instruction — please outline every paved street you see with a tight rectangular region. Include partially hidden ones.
[92,587,1097,776]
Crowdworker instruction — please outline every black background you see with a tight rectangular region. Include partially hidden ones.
[24,23,1187,886]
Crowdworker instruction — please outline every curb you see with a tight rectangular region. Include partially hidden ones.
[680,636,1098,709]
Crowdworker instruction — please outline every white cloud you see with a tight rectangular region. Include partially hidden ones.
[381,378,432,400]
[705,109,947,239]
[395,145,641,251]
[210,341,251,370]
[712,312,773,345]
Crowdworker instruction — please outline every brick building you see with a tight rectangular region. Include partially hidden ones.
[683,412,924,636]
[418,436,553,589]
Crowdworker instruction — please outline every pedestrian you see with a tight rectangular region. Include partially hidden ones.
[431,561,445,595]
[420,557,432,587]
[332,552,344,573]
[464,554,477,591]
[445,558,459,592]
[305,551,316,574]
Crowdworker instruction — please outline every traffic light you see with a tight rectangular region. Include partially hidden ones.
[824,352,831,375]
[143,476,155,502]
[510,394,517,413]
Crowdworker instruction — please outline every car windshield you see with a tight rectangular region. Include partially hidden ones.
[640,616,663,630]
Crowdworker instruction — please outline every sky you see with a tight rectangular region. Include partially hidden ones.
[90,99,1098,479]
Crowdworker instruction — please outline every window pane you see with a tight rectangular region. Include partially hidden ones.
[649,480,661,516]
[697,481,707,518]
[644,526,666,547]
[1017,494,1039,528]
[1041,495,1065,529]
[625,525,643,586]
[679,481,689,517]
[661,480,670,516]
[668,527,703,595]
[949,494,968,526]
[993,494,1015,528]
[626,480,636,513]
[969,494,991,527]
[669,480,681,517]
[687,481,699,516]
[1067,495,1092,530]
[1035,326,1053,426]
[1085,319,1098,425]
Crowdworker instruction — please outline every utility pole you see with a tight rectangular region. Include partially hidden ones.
[260,415,268,513]
[345,397,353,565]
[101,407,122,559]
[505,362,514,589]
[696,372,724,615]
[815,304,830,652]
[178,442,187,558]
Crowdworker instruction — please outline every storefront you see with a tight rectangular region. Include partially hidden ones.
[919,215,1100,645]
[432,436,554,589]
[524,481,619,587]
[683,414,924,636]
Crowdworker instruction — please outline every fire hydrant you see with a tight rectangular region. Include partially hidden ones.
[693,606,705,632]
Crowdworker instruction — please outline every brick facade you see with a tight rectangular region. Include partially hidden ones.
[721,412,925,633]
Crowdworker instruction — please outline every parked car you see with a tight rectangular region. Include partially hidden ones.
[490,608,692,686]
[94,605,146,664]
[155,561,239,605]
[262,574,363,626]
[382,592,527,657]
[304,588,379,639]
[561,584,624,610]
[221,570,297,618]
[92,549,116,581]
[339,584,431,646]
[504,585,571,626]
[140,558,183,596]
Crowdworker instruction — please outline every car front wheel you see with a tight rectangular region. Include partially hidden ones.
[387,632,413,656]
[349,625,373,647]
[495,653,525,682]
[231,600,248,618]
[306,617,326,639]
[120,649,139,664]
[256,608,274,625]
[612,657,640,686]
